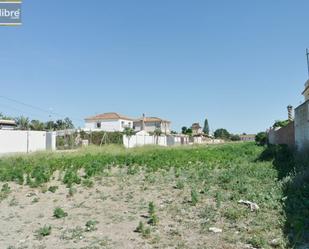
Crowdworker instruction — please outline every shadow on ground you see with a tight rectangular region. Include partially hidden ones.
[258,145,309,248]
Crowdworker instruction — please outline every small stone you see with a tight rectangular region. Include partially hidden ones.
[270,238,280,247]
[208,227,222,233]
[238,199,259,211]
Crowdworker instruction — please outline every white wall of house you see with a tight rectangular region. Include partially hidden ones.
[133,121,171,134]
[0,130,56,154]
[85,119,133,132]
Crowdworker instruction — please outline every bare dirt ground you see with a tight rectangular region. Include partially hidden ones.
[0,168,252,249]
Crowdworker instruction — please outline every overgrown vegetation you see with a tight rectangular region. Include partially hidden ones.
[0,143,308,248]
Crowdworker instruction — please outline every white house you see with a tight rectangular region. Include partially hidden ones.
[133,116,171,134]
[84,112,133,132]
[0,119,16,130]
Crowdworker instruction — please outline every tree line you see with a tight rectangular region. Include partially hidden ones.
[0,113,74,131]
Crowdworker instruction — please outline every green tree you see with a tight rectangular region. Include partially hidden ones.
[0,113,12,120]
[45,121,56,131]
[186,128,192,135]
[255,132,267,146]
[30,120,45,131]
[203,118,210,135]
[230,134,240,141]
[214,128,230,140]
[181,126,187,134]
[123,127,134,148]
[55,119,65,130]
[15,116,30,130]
[64,117,74,129]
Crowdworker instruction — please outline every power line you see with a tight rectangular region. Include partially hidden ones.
[0,102,47,120]
[0,95,84,123]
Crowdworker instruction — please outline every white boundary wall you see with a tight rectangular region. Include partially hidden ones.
[0,130,56,154]
[123,134,167,148]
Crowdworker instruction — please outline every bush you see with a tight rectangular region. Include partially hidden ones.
[255,132,267,146]
[230,134,241,141]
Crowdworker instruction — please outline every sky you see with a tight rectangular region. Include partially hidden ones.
[1,0,309,134]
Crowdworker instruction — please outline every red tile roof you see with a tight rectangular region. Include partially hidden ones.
[85,112,133,121]
[134,117,170,123]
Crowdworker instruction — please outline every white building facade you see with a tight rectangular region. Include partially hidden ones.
[133,116,171,134]
[84,112,133,132]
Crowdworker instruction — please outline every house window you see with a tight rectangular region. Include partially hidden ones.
[155,122,160,128]
[121,121,125,128]
[96,122,101,128]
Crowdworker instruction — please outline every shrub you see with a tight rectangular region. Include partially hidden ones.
[255,132,267,146]
[63,168,81,187]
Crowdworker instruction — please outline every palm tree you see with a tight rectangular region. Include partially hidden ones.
[154,128,162,145]
[30,120,45,131]
[15,116,30,130]
[123,127,134,148]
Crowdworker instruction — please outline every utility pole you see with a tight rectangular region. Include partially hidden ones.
[306,48,309,78]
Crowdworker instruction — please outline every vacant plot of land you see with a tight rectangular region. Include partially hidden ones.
[0,143,307,249]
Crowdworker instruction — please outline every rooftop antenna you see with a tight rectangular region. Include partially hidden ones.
[306,48,309,77]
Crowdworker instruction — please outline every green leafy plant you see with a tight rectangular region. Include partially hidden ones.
[85,220,98,232]
[53,207,68,219]
[0,183,11,201]
[148,202,159,226]
[135,221,144,233]
[175,180,184,189]
[190,189,198,206]
[35,225,51,238]
[135,221,151,238]
[48,185,58,193]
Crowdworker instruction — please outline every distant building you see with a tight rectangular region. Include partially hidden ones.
[191,123,202,135]
[84,112,133,132]
[0,119,16,130]
[133,115,171,134]
[239,134,256,141]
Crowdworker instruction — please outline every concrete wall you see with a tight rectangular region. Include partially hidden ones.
[85,119,133,132]
[123,134,167,148]
[268,121,295,147]
[0,130,56,154]
[294,100,309,150]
